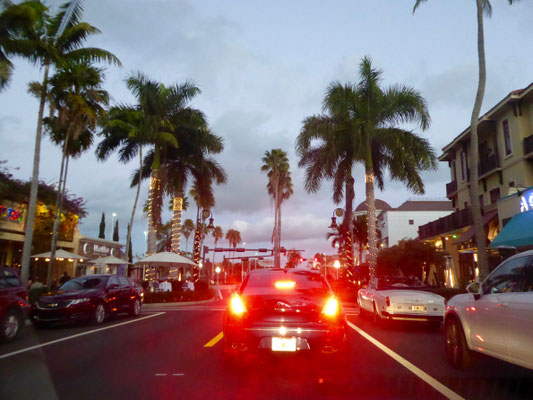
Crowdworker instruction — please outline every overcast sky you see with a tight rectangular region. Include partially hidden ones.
[1,0,532,261]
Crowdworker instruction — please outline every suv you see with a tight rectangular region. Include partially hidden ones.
[0,267,30,343]
[444,250,533,370]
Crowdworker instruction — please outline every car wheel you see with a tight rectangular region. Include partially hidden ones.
[444,317,473,369]
[129,299,141,317]
[92,303,106,325]
[1,309,22,343]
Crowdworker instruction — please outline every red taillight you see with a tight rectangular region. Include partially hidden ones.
[230,294,246,316]
[322,297,340,317]
[385,297,390,307]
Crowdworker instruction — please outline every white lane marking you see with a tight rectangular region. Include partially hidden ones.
[0,312,166,360]
[172,373,185,376]
[346,321,465,400]
[155,373,167,377]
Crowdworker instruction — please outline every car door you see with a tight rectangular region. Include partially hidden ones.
[106,276,121,313]
[470,256,530,360]
[359,278,377,313]
[507,259,533,369]
[118,276,132,310]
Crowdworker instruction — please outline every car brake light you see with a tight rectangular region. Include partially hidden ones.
[385,297,390,307]
[275,280,296,289]
[322,297,339,317]
[230,294,246,315]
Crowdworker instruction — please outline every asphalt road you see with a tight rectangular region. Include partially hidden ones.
[1,300,532,400]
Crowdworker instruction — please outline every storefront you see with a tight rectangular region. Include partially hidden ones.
[77,237,127,276]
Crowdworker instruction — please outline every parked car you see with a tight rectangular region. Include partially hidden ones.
[223,268,347,361]
[444,250,533,370]
[33,274,142,326]
[0,267,30,342]
[357,276,445,327]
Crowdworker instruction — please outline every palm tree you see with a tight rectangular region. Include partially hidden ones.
[0,0,45,90]
[413,0,522,281]
[1,0,120,282]
[261,149,293,268]
[38,61,108,285]
[352,215,368,265]
[225,228,241,278]
[182,218,195,252]
[211,225,223,275]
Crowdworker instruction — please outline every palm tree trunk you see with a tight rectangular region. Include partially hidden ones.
[125,144,142,266]
[365,164,378,278]
[48,138,70,286]
[342,175,355,268]
[274,176,280,268]
[21,63,50,284]
[147,169,160,255]
[277,198,282,268]
[469,0,489,281]
[171,193,183,253]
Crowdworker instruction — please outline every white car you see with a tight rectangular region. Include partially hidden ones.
[357,276,446,327]
[444,250,533,370]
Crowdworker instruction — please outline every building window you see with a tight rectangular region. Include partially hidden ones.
[490,187,501,204]
[503,120,512,156]
[461,151,468,181]
[451,160,457,182]
[479,194,485,208]
[409,219,414,225]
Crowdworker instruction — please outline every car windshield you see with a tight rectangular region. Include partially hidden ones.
[377,276,426,290]
[59,277,104,291]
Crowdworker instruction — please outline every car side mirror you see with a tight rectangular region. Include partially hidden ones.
[466,282,481,300]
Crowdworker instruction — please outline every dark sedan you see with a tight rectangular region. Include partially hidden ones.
[33,274,141,326]
[223,268,347,361]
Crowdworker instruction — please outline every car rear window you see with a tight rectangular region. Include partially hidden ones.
[0,269,21,288]
[242,269,329,294]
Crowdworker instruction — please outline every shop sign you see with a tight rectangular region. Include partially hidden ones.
[0,205,24,222]
[520,189,533,213]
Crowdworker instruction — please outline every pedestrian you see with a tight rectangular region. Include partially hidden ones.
[30,277,44,290]
[59,271,70,285]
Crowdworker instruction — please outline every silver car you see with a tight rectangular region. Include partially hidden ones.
[444,250,533,370]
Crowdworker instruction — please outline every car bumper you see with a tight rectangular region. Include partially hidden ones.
[223,320,346,354]
[32,304,94,323]
[381,311,443,322]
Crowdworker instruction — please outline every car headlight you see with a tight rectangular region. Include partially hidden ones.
[67,298,90,307]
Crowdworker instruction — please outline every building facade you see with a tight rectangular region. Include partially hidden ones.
[419,83,533,287]
[378,199,453,247]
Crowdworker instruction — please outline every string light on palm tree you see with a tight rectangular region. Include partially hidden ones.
[194,209,214,280]
[328,208,353,268]
[171,197,183,253]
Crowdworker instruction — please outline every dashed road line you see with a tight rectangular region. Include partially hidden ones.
[204,331,224,347]
[346,320,464,400]
[0,312,166,360]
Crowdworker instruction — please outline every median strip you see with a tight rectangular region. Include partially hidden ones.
[346,321,465,400]
[204,331,224,347]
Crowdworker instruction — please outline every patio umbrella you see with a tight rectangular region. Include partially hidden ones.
[88,255,131,265]
[136,251,196,266]
[32,249,85,260]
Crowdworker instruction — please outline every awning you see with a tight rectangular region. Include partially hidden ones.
[453,209,498,244]
[489,210,533,249]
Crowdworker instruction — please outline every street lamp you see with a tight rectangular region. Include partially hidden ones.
[328,208,345,229]
[215,266,221,285]
[334,259,341,280]
[111,212,117,238]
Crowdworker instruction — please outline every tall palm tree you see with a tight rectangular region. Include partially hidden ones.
[38,61,108,285]
[1,0,120,282]
[182,218,195,252]
[353,56,435,277]
[211,225,223,275]
[413,0,522,281]
[261,149,293,268]
[225,228,241,278]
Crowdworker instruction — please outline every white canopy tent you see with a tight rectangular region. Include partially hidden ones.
[135,252,196,281]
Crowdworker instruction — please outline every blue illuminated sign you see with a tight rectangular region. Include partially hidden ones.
[520,189,533,213]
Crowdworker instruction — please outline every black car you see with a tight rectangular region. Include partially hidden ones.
[33,274,141,326]
[223,268,347,360]
[0,267,31,343]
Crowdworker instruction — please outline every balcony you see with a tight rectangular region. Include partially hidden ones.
[478,154,500,178]
[446,180,458,197]
[524,135,533,158]
[418,208,473,240]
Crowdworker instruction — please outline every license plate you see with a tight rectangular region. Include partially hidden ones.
[411,305,425,311]
[272,337,296,352]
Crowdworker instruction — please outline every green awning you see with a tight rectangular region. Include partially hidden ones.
[490,210,533,249]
